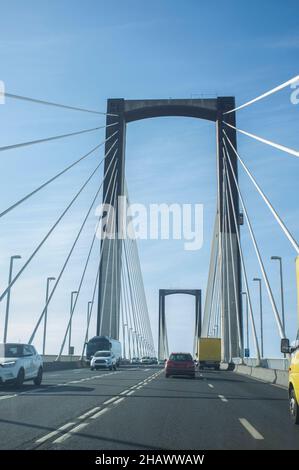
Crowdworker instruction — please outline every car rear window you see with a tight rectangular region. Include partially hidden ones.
[95,351,111,357]
[169,353,193,361]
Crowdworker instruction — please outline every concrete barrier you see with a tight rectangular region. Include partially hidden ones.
[42,355,82,363]
[234,364,288,388]
[43,360,87,372]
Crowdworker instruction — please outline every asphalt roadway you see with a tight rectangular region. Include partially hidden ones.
[0,365,298,450]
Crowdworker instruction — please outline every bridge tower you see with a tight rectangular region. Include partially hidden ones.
[97,98,242,362]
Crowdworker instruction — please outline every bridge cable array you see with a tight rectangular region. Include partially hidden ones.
[1,90,119,116]
[205,76,298,363]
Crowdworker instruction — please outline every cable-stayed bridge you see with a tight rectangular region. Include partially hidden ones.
[0,76,298,449]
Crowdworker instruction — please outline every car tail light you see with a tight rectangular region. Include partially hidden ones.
[166,360,175,367]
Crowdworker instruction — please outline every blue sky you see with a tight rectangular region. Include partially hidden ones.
[0,0,298,357]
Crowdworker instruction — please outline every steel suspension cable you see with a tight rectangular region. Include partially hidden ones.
[2,91,118,116]
[223,121,299,159]
[79,177,120,360]
[223,131,299,253]
[223,156,261,361]
[223,140,285,339]
[0,132,118,219]
[126,238,147,355]
[0,123,118,154]
[223,167,243,353]
[122,253,137,357]
[121,266,133,359]
[224,75,299,115]
[57,168,118,359]
[0,141,118,302]
[123,239,140,358]
[28,152,118,344]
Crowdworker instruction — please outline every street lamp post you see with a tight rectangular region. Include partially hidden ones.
[242,291,249,351]
[253,278,263,358]
[68,291,78,355]
[3,255,22,343]
[86,301,92,342]
[43,276,56,355]
[122,323,127,360]
[271,256,285,334]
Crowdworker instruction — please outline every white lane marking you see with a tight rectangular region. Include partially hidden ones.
[36,422,76,444]
[78,407,100,420]
[53,422,89,444]
[208,383,214,389]
[103,397,118,405]
[239,418,264,440]
[136,386,142,390]
[90,408,109,419]
[113,397,125,405]
[120,389,130,395]
[127,390,135,396]
[218,394,228,402]
[0,394,17,400]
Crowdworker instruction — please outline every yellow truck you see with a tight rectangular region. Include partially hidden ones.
[197,338,221,370]
[281,331,299,424]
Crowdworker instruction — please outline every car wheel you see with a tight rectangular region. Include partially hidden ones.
[109,366,113,371]
[33,367,43,386]
[289,388,299,424]
[113,365,117,371]
[15,368,25,388]
[90,367,94,371]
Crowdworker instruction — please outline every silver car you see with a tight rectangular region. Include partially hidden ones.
[90,350,117,371]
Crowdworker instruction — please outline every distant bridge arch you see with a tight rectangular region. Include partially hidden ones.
[158,289,201,361]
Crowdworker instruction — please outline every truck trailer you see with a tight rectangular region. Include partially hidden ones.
[197,338,221,370]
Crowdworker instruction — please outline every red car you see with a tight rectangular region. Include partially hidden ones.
[165,352,196,378]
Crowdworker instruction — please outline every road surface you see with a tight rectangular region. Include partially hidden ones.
[0,366,298,449]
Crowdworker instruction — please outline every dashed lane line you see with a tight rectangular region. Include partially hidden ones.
[36,422,76,444]
[208,383,214,389]
[35,370,160,445]
[103,397,118,405]
[90,408,109,419]
[78,407,100,420]
[113,397,125,405]
[53,422,89,444]
[239,418,264,440]
[218,394,228,402]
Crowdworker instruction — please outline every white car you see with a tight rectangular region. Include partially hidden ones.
[90,350,117,371]
[0,343,43,388]
[141,356,152,364]
[131,357,140,364]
